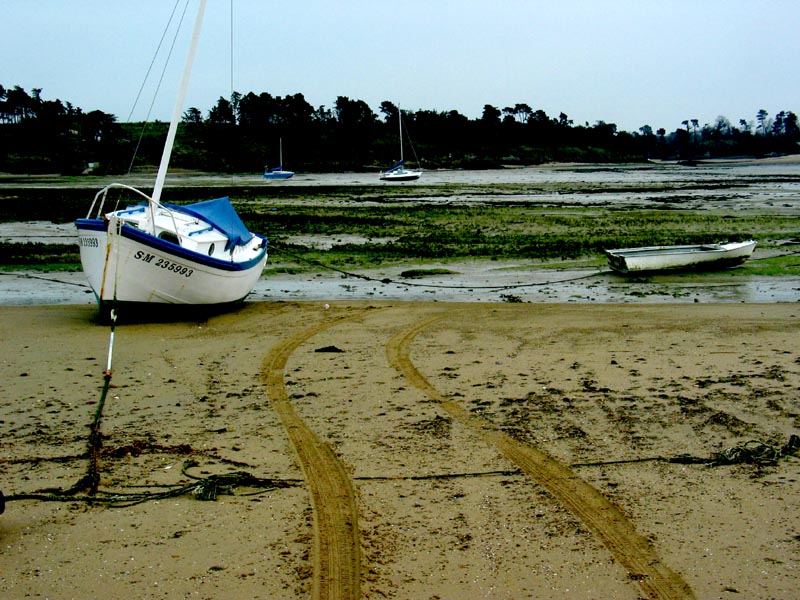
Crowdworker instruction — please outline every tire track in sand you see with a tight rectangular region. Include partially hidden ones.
[386,314,696,600]
[261,310,364,600]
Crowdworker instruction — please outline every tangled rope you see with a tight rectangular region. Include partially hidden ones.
[2,304,295,511]
[5,460,297,508]
[708,436,800,466]
[6,437,797,511]
[572,434,800,468]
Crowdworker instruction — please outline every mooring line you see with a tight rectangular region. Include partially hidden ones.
[86,308,118,494]
[270,242,610,291]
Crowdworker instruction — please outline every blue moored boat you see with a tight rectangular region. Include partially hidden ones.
[263,138,294,180]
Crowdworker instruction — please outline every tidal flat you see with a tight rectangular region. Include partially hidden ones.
[1,158,799,304]
[2,161,800,599]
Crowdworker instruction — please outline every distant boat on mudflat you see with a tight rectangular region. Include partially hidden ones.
[381,106,422,182]
[263,138,294,180]
[605,240,757,274]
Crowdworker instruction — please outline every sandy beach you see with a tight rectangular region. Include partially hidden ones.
[1,300,799,599]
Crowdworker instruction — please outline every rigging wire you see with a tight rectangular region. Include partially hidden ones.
[402,110,422,168]
[230,0,235,102]
[124,0,182,124]
[127,0,192,175]
[229,0,236,185]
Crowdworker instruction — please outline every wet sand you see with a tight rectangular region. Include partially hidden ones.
[1,301,799,599]
[3,253,800,307]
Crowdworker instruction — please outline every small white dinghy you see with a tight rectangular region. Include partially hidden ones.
[605,240,757,274]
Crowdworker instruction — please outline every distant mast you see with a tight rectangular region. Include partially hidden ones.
[398,106,404,164]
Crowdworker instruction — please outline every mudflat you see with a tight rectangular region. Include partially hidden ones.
[1,301,799,599]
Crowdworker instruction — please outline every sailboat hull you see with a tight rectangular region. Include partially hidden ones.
[263,170,294,180]
[74,1,270,318]
[76,217,267,306]
[380,170,421,182]
[381,106,422,182]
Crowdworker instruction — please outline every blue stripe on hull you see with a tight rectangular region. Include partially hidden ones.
[75,218,268,272]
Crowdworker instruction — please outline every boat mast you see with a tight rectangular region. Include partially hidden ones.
[151,0,207,207]
[398,107,404,163]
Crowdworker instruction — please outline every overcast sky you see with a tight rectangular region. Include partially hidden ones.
[4,0,799,132]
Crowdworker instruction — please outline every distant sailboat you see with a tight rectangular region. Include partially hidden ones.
[263,138,294,180]
[75,0,268,317]
[381,107,422,182]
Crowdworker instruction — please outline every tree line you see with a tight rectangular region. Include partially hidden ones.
[1,83,798,175]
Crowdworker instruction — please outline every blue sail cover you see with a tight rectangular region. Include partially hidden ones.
[166,197,253,249]
[385,160,404,173]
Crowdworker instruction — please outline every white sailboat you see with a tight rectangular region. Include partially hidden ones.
[380,107,422,182]
[75,0,268,317]
[263,138,294,180]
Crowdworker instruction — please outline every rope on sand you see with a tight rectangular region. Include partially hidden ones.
[85,308,119,494]
[2,309,120,508]
[271,241,609,292]
[4,460,297,508]
[3,460,523,509]
[571,434,800,469]
[270,241,800,295]
[12,436,791,510]
[2,299,297,510]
